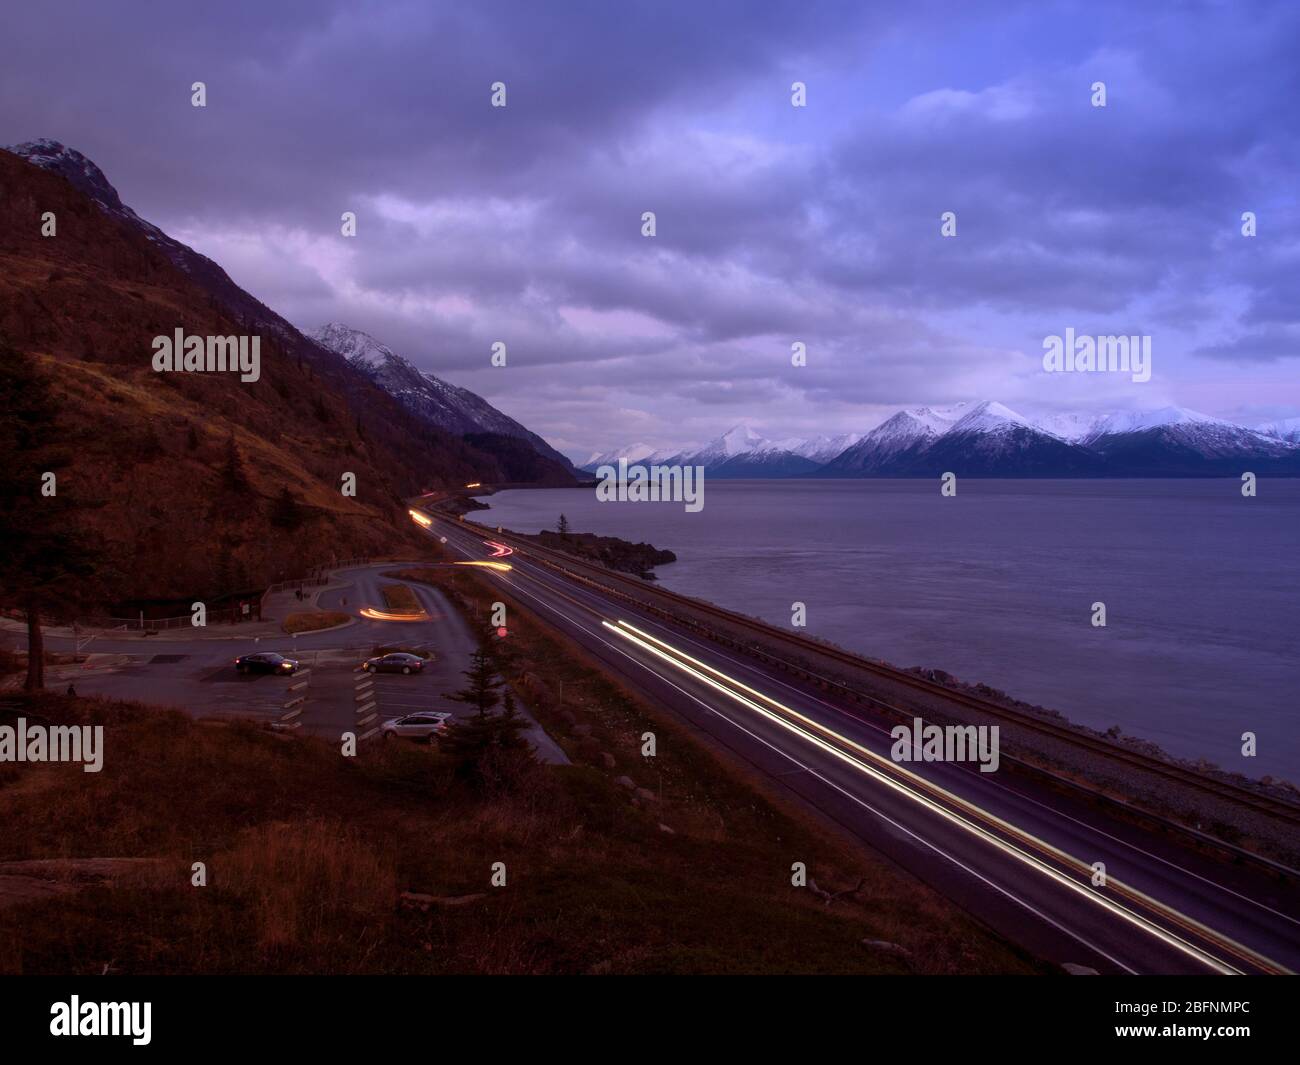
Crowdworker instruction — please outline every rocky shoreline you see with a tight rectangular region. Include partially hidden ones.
[529,530,676,580]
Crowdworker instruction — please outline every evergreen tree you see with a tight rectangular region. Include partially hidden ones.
[438,687,534,794]
[557,513,570,537]
[0,337,101,690]
[443,647,504,717]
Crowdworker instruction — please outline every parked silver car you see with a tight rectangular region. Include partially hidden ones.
[380,711,453,744]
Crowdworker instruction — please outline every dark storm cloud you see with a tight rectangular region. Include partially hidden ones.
[3,0,1298,452]
[2,0,881,219]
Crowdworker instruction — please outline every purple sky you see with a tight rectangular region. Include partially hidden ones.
[4,1,1299,459]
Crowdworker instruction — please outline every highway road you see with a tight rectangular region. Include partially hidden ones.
[426,510,1300,976]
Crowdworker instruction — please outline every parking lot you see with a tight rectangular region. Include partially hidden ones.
[288,647,467,742]
[23,564,565,762]
[64,649,302,727]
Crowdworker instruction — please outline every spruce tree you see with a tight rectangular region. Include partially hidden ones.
[444,647,504,717]
[0,337,101,690]
[438,687,534,794]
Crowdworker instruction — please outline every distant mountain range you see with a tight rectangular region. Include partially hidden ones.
[583,401,1300,478]
[584,426,865,479]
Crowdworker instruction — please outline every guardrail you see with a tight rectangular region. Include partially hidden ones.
[261,557,375,610]
[262,576,330,597]
[310,556,373,576]
[265,558,375,595]
[74,606,261,631]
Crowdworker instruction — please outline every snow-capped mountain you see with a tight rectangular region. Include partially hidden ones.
[678,425,766,465]
[582,426,834,477]
[8,139,138,220]
[1033,411,1105,443]
[1084,406,1228,439]
[713,445,822,478]
[818,404,967,474]
[775,432,866,464]
[582,443,696,470]
[594,401,1300,478]
[582,428,865,476]
[916,401,1105,476]
[822,401,1101,477]
[832,401,1298,477]
[583,443,656,468]
[1079,405,1298,474]
[659,426,812,477]
[312,324,572,469]
[947,400,1034,434]
[1257,417,1300,444]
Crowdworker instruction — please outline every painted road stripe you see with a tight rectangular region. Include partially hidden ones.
[279,708,303,722]
[288,681,308,692]
[283,695,305,710]
[357,713,377,727]
[356,701,376,715]
[359,726,381,741]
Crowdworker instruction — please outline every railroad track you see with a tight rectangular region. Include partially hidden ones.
[435,506,1300,832]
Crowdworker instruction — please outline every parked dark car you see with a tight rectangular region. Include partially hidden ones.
[234,652,299,675]
[362,652,425,675]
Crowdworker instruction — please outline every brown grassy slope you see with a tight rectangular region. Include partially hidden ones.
[0,691,1038,975]
[0,150,504,600]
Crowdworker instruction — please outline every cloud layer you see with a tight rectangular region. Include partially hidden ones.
[4,0,1298,456]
